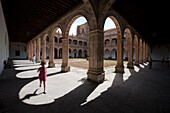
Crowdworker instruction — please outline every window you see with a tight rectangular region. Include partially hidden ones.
[15,50,20,56]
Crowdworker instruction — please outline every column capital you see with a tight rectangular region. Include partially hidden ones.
[89,29,104,34]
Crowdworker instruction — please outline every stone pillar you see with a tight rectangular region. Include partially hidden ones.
[87,29,105,83]
[143,41,146,63]
[33,40,36,59]
[115,35,124,73]
[127,35,134,69]
[139,39,143,63]
[26,44,29,60]
[36,38,41,63]
[134,35,139,65]
[71,49,73,58]
[146,43,148,62]
[31,42,33,60]
[57,48,59,58]
[61,38,70,72]
[42,36,46,63]
[48,35,55,67]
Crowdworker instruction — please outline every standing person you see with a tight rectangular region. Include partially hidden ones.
[33,54,35,64]
[37,62,47,94]
[149,57,152,69]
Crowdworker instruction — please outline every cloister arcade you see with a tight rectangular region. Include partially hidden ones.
[27,2,150,83]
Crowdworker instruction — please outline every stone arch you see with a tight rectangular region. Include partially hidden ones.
[50,25,63,38]
[104,49,110,59]
[73,49,77,58]
[84,50,87,58]
[111,38,117,46]
[105,39,110,47]
[69,39,72,45]
[69,48,72,58]
[111,49,117,60]
[103,14,124,73]
[65,14,89,38]
[84,42,87,46]
[78,49,83,58]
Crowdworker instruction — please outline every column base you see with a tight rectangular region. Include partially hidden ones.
[139,60,143,64]
[134,61,139,66]
[115,65,124,73]
[61,66,70,72]
[127,63,134,69]
[87,69,105,84]
[48,62,55,68]
[36,60,41,63]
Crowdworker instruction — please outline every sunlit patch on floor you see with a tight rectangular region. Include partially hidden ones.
[19,73,85,105]
[139,64,145,68]
[134,66,140,72]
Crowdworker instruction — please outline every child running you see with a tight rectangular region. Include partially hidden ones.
[37,61,47,94]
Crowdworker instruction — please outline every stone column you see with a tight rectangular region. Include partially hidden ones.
[115,35,124,73]
[143,41,146,63]
[139,39,143,63]
[36,38,41,63]
[109,49,112,59]
[48,35,55,67]
[31,42,33,60]
[61,38,70,72]
[127,35,134,69]
[33,40,36,59]
[27,44,30,60]
[42,36,46,63]
[26,44,29,60]
[87,29,105,83]
[134,35,139,65]
[57,48,59,58]
[146,43,148,62]
[70,49,73,58]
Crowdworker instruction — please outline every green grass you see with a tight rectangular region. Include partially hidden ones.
[104,60,117,63]
[70,58,128,64]
[70,58,87,61]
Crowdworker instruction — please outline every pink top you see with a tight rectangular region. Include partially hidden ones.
[38,67,47,81]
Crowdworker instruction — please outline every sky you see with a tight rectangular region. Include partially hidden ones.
[57,17,116,35]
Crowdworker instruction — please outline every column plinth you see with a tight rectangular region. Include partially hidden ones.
[48,61,55,68]
[115,64,124,73]
[127,63,134,69]
[87,68,105,84]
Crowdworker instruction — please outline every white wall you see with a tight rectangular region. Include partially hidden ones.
[9,42,27,59]
[151,45,169,61]
[0,2,9,74]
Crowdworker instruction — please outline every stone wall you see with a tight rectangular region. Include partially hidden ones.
[9,42,27,59]
[0,2,9,75]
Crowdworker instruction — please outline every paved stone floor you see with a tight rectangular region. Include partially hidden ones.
[0,60,170,113]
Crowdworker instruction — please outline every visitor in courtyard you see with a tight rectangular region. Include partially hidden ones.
[149,57,152,69]
[37,61,47,94]
[32,54,35,64]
